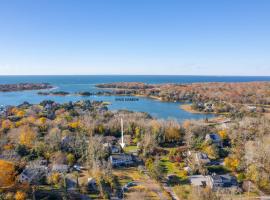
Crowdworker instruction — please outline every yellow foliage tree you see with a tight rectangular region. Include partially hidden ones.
[218,129,228,140]
[19,126,37,148]
[246,164,259,183]
[15,191,27,200]
[39,117,47,125]
[224,156,240,171]
[49,172,61,185]
[67,153,75,166]
[203,145,219,159]
[2,119,13,130]
[15,120,24,128]
[69,121,80,129]
[0,160,15,187]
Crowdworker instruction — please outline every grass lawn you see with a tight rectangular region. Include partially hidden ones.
[113,167,143,186]
[173,185,192,200]
[160,156,186,177]
[124,145,137,153]
[113,167,171,200]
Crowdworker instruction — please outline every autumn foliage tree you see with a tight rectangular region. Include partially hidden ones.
[224,156,240,172]
[15,191,27,200]
[19,126,37,148]
[0,160,16,187]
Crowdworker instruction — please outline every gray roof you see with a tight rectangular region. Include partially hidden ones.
[211,174,238,187]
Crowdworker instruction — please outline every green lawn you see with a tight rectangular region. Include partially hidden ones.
[160,156,187,179]
[124,145,137,153]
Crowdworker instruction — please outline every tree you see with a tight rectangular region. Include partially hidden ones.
[138,132,157,158]
[2,120,13,131]
[164,120,183,143]
[218,130,228,140]
[88,136,109,169]
[19,126,37,148]
[48,172,62,185]
[203,145,219,159]
[15,144,29,157]
[145,157,164,181]
[0,160,15,187]
[67,153,75,166]
[15,191,27,200]
[224,156,240,172]
[16,110,25,118]
[39,117,47,125]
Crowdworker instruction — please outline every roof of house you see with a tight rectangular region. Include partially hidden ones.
[207,133,221,141]
[52,164,69,171]
[189,175,209,186]
[110,154,132,161]
[103,136,117,143]
[210,174,238,187]
[20,166,48,181]
[196,152,209,160]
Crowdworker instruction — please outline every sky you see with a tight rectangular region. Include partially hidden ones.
[0,0,269,75]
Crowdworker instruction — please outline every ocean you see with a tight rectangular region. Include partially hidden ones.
[0,75,269,121]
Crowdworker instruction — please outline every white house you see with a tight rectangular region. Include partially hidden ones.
[189,175,209,187]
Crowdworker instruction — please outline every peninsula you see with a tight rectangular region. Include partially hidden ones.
[0,83,53,92]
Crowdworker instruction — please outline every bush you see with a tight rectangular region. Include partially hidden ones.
[15,145,29,157]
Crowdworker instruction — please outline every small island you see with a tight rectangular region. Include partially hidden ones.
[37,91,70,96]
[0,83,53,92]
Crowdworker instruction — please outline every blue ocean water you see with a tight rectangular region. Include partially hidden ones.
[0,75,269,121]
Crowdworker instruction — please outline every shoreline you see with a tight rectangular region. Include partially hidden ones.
[180,104,204,114]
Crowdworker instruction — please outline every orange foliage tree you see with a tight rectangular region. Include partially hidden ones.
[0,160,16,187]
[15,191,27,200]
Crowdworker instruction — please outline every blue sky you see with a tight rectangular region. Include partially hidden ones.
[0,0,269,75]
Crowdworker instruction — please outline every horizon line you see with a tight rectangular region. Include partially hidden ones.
[0,74,270,77]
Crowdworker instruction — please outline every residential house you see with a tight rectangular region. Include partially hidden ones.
[61,135,75,151]
[103,143,121,153]
[18,166,48,184]
[189,175,209,187]
[109,154,133,167]
[103,136,117,144]
[51,164,69,173]
[204,102,214,112]
[207,174,238,191]
[87,177,97,191]
[0,150,21,162]
[205,133,223,147]
[187,151,210,167]
[195,152,211,166]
